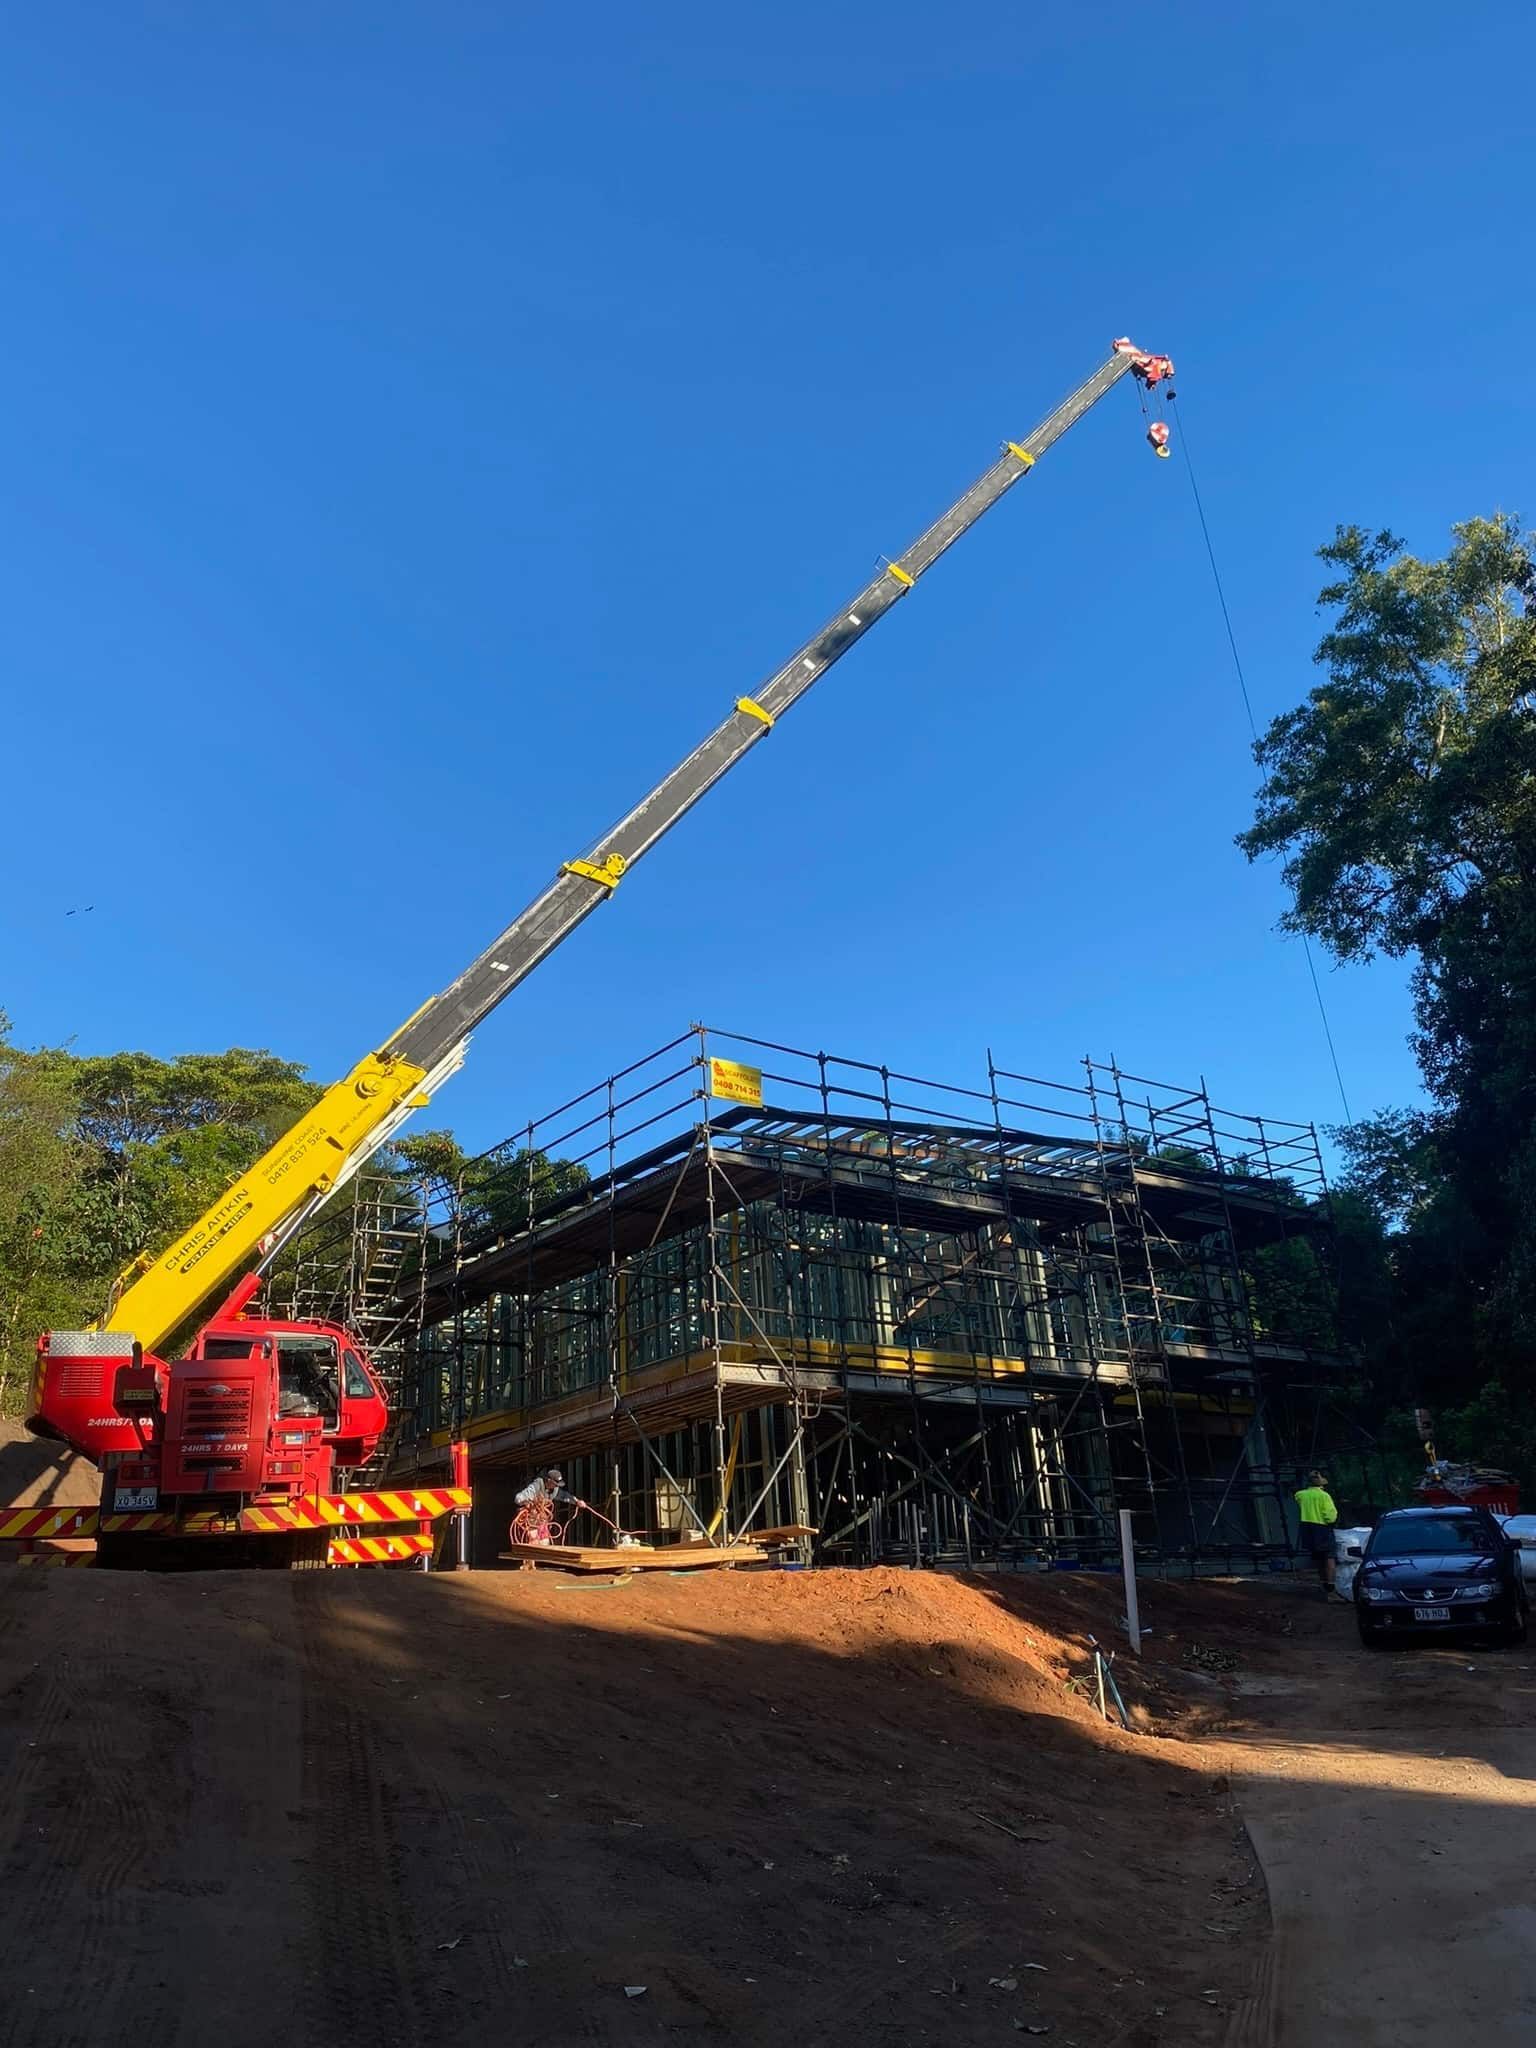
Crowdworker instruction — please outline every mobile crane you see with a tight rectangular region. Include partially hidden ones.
[22,337,1173,1566]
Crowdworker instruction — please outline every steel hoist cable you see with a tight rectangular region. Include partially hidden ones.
[1166,388,1355,1125]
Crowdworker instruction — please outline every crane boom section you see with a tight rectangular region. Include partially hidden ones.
[95,343,1149,1355]
[99,1050,432,1353]
[388,346,1135,1072]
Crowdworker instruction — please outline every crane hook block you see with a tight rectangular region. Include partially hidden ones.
[1146,420,1171,459]
[563,852,629,891]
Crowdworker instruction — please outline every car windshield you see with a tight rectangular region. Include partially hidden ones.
[1369,1515,1493,1558]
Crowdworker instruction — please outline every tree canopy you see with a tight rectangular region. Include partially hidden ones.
[390,1130,590,1235]
[0,1017,87,1406]
[0,1030,325,1411]
[1242,515,1536,1482]
[0,1024,588,1417]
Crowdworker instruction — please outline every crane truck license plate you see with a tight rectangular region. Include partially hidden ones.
[114,1487,159,1512]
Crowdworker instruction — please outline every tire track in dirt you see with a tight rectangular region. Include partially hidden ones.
[154,1576,310,2048]
[425,1750,623,2044]
[297,1579,427,2043]
[0,1579,176,2048]
[0,1574,323,2048]
[296,1579,618,2044]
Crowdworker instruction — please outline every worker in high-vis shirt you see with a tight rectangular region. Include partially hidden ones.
[1295,1471,1339,1596]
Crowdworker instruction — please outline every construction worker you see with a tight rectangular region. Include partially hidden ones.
[1294,1470,1339,1597]
[514,1467,577,1545]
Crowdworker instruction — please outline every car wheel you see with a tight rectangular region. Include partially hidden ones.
[1357,1614,1386,1649]
[1499,1598,1529,1648]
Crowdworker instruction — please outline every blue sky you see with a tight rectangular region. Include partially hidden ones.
[4,2,1531,1160]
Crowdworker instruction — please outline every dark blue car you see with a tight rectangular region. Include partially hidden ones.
[1354,1504,1529,1648]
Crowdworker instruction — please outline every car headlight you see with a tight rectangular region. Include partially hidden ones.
[1361,1584,1395,1603]
[1456,1582,1498,1600]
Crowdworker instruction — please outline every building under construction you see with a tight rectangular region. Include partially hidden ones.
[284,1026,1379,1570]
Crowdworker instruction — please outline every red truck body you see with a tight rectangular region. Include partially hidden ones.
[31,1275,390,1516]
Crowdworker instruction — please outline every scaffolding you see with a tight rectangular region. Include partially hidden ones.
[305,1026,1388,1568]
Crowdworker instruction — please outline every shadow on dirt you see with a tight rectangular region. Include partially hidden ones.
[0,1561,1272,2048]
[0,1422,98,1510]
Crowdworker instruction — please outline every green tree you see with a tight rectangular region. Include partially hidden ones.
[1239,516,1536,965]
[1241,514,1536,1480]
[0,1017,87,1410]
[0,1021,586,1416]
[70,1048,322,1294]
[0,1038,322,1409]
[390,1130,589,1237]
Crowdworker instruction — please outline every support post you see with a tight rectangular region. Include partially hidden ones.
[1119,1507,1141,1655]
[452,1438,471,1571]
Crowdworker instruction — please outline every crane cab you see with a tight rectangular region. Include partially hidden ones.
[32,1278,390,1508]
[190,1316,389,1476]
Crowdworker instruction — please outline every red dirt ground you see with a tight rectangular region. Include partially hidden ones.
[0,1561,1269,2047]
[0,1419,99,1508]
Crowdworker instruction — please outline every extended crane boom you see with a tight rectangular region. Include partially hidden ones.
[387,341,1164,1073]
[57,337,1171,1366]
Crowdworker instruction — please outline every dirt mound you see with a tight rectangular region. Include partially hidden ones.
[0,1562,1265,2046]
[0,1419,99,1509]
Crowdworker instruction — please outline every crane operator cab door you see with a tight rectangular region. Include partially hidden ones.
[276,1335,342,1429]
[273,1333,387,1479]
[270,1334,342,1494]
[331,1343,388,1472]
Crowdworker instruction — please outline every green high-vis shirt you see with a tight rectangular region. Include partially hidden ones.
[1295,1486,1337,1526]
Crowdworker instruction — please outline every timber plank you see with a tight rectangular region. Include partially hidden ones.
[498,1540,767,1572]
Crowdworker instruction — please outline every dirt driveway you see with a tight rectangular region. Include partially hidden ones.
[0,1564,1257,2048]
[1204,1590,1536,2047]
[0,1560,1528,2046]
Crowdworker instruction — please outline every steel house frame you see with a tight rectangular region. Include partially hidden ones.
[283,1027,1387,1569]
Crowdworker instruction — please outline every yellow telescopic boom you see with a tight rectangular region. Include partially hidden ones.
[90,339,1171,1357]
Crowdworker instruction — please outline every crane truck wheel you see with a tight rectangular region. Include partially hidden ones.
[281,1530,331,1571]
[94,1531,163,1571]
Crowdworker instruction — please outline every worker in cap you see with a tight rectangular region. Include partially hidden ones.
[513,1467,578,1546]
[1294,1470,1339,1598]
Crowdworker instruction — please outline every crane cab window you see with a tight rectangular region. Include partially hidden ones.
[203,1336,265,1361]
[277,1336,340,1426]
[341,1349,375,1400]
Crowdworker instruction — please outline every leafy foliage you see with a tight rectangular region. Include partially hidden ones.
[1239,516,1536,963]
[0,1017,87,1411]
[0,1034,320,1412]
[1243,515,1536,1485]
[0,1022,587,1416]
[390,1130,590,1237]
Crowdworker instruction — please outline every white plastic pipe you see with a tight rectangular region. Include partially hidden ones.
[1119,1509,1141,1655]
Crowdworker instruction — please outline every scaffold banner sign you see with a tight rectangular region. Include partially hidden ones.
[708,1057,763,1107]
